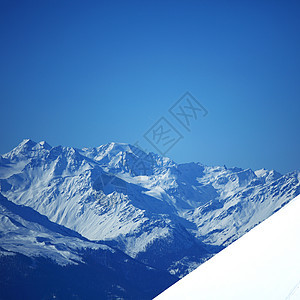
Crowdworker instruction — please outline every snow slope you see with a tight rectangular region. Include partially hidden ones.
[156,194,300,300]
[0,192,111,266]
[0,193,177,299]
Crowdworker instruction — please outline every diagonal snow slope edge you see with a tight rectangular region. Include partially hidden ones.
[156,194,300,300]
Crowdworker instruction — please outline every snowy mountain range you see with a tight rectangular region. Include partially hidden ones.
[0,192,176,299]
[0,139,299,298]
[156,194,300,300]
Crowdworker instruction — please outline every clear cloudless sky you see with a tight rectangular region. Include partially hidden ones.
[0,0,299,174]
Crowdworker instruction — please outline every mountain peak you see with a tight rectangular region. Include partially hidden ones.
[81,142,149,164]
[19,138,37,148]
[97,142,144,155]
[2,139,53,160]
[36,140,52,150]
[3,139,37,159]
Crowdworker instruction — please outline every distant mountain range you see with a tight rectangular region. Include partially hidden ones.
[0,139,299,298]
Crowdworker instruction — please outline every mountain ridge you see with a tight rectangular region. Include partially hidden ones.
[0,193,177,299]
[1,139,299,279]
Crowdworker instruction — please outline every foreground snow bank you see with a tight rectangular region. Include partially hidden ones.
[156,194,300,300]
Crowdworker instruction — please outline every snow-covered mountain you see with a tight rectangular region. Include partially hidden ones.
[0,193,176,299]
[156,193,300,300]
[0,139,299,284]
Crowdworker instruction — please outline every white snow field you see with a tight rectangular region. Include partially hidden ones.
[156,194,300,300]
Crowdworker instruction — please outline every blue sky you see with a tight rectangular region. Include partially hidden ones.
[0,0,299,173]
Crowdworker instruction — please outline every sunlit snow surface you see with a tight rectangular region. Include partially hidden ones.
[0,193,111,266]
[156,194,300,300]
